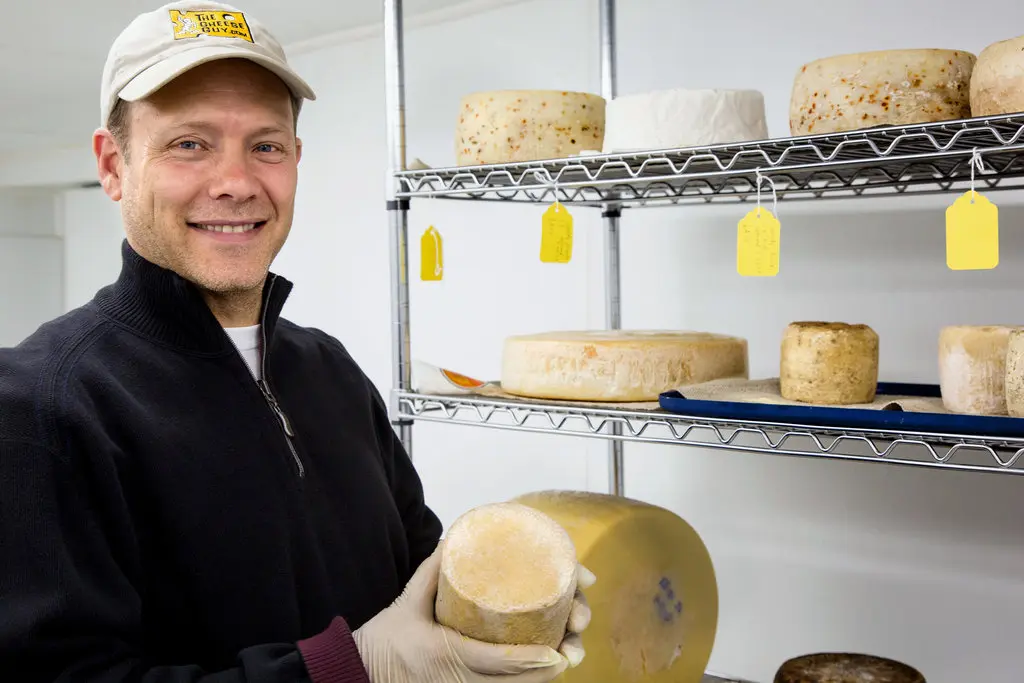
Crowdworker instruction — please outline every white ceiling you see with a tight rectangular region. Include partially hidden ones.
[0,0,468,156]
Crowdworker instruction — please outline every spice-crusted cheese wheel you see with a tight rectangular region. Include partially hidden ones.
[780,322,879,405]
[970,34,1024,116]
[513,490,718,683]
[455,90,605,166]
[939,325,1021,415]
[435,502,577,649]
[1004,330,1024,418]
[500,330,749,402]
[774,652,926,683]
[789,49,975,135]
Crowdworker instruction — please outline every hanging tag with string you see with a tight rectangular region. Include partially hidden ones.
[420,225,443,281]
[540,176,573,263]
[946,149,998,271]
[737,170,781,277]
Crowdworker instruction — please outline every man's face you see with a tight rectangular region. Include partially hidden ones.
[96,59,301,295]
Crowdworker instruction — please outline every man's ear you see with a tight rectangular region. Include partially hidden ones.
[93,128,125,202]
[295,136,302,165]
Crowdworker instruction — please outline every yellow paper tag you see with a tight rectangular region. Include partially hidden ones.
[540,202,573,263]
[420,226,443,281]
[946,191,999,270]
[737,208,780,277]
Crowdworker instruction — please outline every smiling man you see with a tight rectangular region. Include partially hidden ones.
[0,2,590,683]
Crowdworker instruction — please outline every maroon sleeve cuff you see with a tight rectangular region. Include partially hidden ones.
[298,617,370,683]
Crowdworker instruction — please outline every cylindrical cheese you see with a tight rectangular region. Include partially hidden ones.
[1004,330,1024,418]
[970,34,1024,117]
[501,330,749,402]
[774,652,926,683]
[435,502,577,649]
[938,325,1021,415]
[455,90,605,166]
[780,322,879,405]
[789,49,975,136]
[513,490,718,683]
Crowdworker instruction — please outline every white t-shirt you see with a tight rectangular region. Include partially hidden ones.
[224,325,262,381]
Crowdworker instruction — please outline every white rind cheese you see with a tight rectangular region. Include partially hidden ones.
[939,325,1020,415]
[789,49,975,136]
[780,322,879,405]
[435,502,577,649]
[970,34,1024,117]
[455,90,605,166]
[513,490,718,683]
[602,88,769,152]
[501,330,749,402]
[1005,330,1024,418]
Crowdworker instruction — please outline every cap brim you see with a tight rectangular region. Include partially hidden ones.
[118,44,316,104]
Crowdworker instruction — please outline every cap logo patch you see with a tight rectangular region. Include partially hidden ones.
[170,9,254,42]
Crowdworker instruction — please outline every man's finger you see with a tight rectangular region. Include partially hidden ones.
[402,543,443,614]
[558,633,586,668]
[567,590,591,633]
[576,564,597,589]
[445,628,566,675]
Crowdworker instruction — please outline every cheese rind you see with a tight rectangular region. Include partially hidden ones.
[1004,330,1024,418]
[773,652,926,683]
[455,90,605,166]
[501,330,749,402]
[513,490,718,683]
[789,49,975,135]
[602,89,769,152]
[939,325,1020,415]
[435,502,577,649]
[970,34,1024,116]
[780,322,879,405]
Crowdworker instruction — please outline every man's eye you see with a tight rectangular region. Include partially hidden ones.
[178,140,201,150]
[256,143,278,153]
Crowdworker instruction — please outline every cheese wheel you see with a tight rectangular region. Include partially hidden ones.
[1004,330,1024,418]
[602,89,769,152]
[780,322,879,405]
[513,490,717,683]
[970,34,1024,116]
[455,90,605,166]
[789,49,975,135]
[774,652,926,683]
[435,502,577,649]
[939,324,1021,415]
[501,330,749,402]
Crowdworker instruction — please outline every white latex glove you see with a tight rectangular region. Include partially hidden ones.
[352,545,595,682]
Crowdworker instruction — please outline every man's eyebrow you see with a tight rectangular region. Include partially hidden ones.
[166,121,292,138]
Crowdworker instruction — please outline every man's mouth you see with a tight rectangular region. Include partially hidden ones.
[188,221,267,234]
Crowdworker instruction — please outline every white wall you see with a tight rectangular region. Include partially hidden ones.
[59,186,125,311]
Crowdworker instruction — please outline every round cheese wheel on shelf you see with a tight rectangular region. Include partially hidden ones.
[780,322,879,405]
[773,652,926,683]
[513,490,718,683]
[500,330,749,402]
[1004,330,1024,418]
[455,90,605,166]
[939,324,1021,415]
[970,34,1024,116]
[602,88,769,152]
[789,48,975,136]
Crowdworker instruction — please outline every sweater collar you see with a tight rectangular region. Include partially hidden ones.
[95,240,293,354]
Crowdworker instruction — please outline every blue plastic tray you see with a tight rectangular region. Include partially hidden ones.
[658,382,1024,438]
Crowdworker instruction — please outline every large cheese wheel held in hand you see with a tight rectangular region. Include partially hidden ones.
[789,49,975,135]
[513,490,718,683]
[970,34,1024,116]
[501,330,749,402]
[780,322,879,405]
[939,325,1020,415]
[435,502,578,649]
[455,90,605,166]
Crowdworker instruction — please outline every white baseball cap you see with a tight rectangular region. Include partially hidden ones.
[100,1,316,126]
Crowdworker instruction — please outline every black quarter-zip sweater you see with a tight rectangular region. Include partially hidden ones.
[0,241,442,682]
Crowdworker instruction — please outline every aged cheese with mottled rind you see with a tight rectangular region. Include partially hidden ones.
[501,330,749,402]
[939,324,1021,415]
[780,322,879,405]
[455,90,605,166]
[1004,330,1024,418]
[774,652,926,683]
[789,49,975,135]
[970,34,1024,117]
[513,490,718,683]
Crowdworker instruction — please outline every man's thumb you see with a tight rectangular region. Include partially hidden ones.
[401,543,443,613]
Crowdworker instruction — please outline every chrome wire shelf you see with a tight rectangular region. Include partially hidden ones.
[396,114,1024,207]
[395,391,1024,476]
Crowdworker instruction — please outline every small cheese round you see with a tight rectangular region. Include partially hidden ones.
[500,330,749,402]
[970,34,1024,116]
[774,652,926,683]
[939,325,1020,415]
[513,490,717,683]
[780,322,879,405]
[1004,330,1024,418]
[455,90,605,166]
[789,49,975,136]
[435,502,577,649]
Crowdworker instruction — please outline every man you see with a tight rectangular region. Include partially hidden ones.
[0,2,591,682]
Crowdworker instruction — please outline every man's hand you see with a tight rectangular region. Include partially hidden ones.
[353,545,595,682]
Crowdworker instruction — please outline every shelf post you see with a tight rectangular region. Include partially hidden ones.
[600,0,624,497]
[383,0,413,458]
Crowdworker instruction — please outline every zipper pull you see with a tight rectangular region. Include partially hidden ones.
[258,379,295,437]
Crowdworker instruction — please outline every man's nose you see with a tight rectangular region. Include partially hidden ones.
[208,147,261,201]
